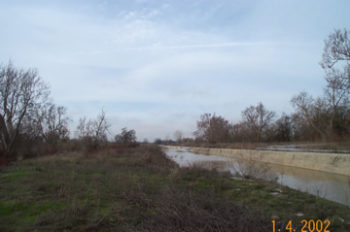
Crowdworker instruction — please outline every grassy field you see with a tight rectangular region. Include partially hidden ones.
[0,145,349,231]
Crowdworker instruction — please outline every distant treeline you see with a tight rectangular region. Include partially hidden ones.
[168,29,350,145]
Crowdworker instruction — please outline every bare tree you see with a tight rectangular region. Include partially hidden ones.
[194,113,231,144]
[321,29,350,138]
[76,110,110,150]
[291,92,328,140]
[92,110,110,142]
[321,29,350,69]
[273,113,293,142]
[292,29,350,141]
[77,117,88,138]
[115,128,137,146]
[41,104,70,146]
[0,62,50,157]
[77,111,109,140]
[230,122,248,142]
[194,113,211,142]
[241,103,275,142]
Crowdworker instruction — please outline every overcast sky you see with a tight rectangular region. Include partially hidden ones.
[1,0,350,141]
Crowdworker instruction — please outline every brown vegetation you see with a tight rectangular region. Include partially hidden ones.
[0,145,274,232]
[2,145,349,231]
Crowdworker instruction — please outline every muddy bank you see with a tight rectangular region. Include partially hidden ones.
[163,146,350,177]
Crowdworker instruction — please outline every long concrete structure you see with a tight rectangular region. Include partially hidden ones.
[164,146,350,176]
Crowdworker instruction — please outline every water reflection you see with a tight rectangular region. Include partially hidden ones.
[164,147,350,207]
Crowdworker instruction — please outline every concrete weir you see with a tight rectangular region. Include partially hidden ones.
[164,146,350,177]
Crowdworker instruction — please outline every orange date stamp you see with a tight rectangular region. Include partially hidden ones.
[272,219,331,232]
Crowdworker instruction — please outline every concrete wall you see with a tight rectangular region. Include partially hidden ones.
[163,146,350,176]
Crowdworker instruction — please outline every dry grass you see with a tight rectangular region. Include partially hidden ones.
[0,145,349,231]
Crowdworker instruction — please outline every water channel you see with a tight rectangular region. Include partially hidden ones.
[163,147,350,207]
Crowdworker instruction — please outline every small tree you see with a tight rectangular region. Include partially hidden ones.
[76,110,110,150]
[241,103,275,142]
[42,104,69,142]
[273,113,293,142]
[291,92,329,140]
[194,113,231,144]
[115,128,137,146]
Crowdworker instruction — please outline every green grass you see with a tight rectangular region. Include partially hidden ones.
[0,145,349,231]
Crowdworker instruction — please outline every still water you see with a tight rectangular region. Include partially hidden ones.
[164,147,350,207]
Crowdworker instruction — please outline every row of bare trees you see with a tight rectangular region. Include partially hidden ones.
[0,62,138,161]
[194,103,280,144]
[194,29,350,144]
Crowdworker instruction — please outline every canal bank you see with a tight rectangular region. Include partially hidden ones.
[163,146,350,177]
[163,146,350,206]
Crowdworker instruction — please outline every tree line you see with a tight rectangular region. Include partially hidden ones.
[192,29,350,144]
[0,63,137,162]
